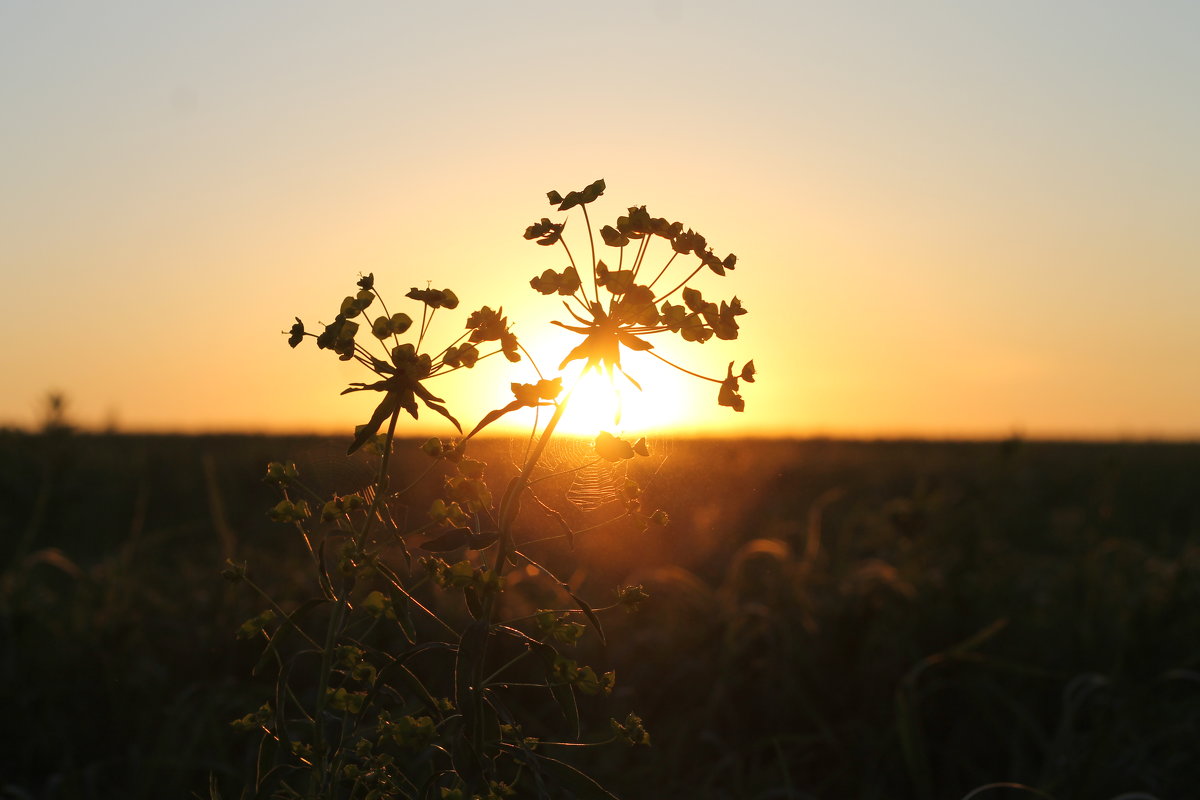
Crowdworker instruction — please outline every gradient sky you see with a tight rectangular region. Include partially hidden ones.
[3,2,1198,438]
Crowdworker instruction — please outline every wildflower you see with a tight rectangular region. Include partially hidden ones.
[526,180,755,409]
[285,274,522,453]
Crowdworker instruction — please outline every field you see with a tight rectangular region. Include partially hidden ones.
[2,431,1199,799]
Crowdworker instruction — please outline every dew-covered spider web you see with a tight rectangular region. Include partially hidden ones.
[509,433,672,512]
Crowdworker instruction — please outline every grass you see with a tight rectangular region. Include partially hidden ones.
[2,431,1198,798]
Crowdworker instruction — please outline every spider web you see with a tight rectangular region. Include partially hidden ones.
[510,433,672,512]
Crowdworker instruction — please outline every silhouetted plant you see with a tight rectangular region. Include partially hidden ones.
[527,178,754,413]
[224,181,752,799]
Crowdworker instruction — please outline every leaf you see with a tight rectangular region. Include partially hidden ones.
[740,360,756,383]
[701,249,726,275]
[552,178,605,211]
[469,530,499,550]
[464,585,484,620]
[682,287,707,313]
[455,620,491,764]
[444,342,480,368]
[519,750,619,800]
[718,362,745,412]
[659,301,688,331]
[536,377,564,400]
[466,398,527,440]
[406,287,457,308]
[466,306,508,341]
[569,593,606,648]
[421,528,473,552]
[348,391,403,454]
[672,228,706,255]
[594,432,635,462]
[391,312,413,334]
[287,318,304,347]
[679,313,713,343]
[557,266,581,296]
[530,269,560,295]
[523,218,564,246]
[371,316,392,339]
[599,224,629,247]
[617,332,653,352]
[530,642,580,739]
[413,382,463,433]
[316,538,336,601]
[596,261,635,294]
[501,330,521,362]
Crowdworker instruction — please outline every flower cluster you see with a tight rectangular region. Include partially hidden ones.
[526,179,755,410]
[287,274,521,452]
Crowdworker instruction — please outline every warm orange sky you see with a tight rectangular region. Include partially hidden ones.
[3,3,1198,439]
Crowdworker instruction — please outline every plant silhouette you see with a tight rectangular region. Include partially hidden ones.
[225,180,754,799]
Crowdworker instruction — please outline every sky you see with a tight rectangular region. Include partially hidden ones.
[2,1,1198,439]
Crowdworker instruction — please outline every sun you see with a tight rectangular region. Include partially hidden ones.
[554,370,626,436]
[552,358,699,437]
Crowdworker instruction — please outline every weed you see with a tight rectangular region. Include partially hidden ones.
[225,181,753,799]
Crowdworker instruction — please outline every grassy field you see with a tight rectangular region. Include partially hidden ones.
[2,431,1199,799]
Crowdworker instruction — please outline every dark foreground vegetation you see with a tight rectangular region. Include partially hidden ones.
[2,431,1199,799]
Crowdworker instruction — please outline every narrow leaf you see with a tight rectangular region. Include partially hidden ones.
[521,750,620,800]
[465,399,526,440]
[531,642,580,739]
[570,592,606,648]
[420,528,473,552]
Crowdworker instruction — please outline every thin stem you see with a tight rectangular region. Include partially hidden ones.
[354,408,402,550]
[311,597,347,791]
[518,511,632,547]
[522,404,541,469]
[242,578,322,649]
[371,289,403,352]
[375,562,458,638]
[394,458,443,497]
[517,341,545,379]
[483,647,535,686]
[645,251,679,291]
[556,233,593,304]
[428,329,472,363]
[644,347,723,383]
[501,602,620,626]
[567,290,593,318]
[532,737,619,748]
[581,203,597,276]
[417,303,430,351]
[631,235,650,276]
[656,259,706,303]
[508,549,571,595]
[425,346,507,380]
[488,375,581,610]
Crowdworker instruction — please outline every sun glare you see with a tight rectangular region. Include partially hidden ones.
[553,364,684,437]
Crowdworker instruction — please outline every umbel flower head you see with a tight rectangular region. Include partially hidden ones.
[526,179,755,411]
[286,274,520,453]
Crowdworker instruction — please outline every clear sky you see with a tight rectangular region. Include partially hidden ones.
[2,2,1198,439]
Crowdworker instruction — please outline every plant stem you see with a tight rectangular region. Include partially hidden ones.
[656,259,706,303]
[493,387,574,579]
[355,408,402,550]
[644,347,723,382]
